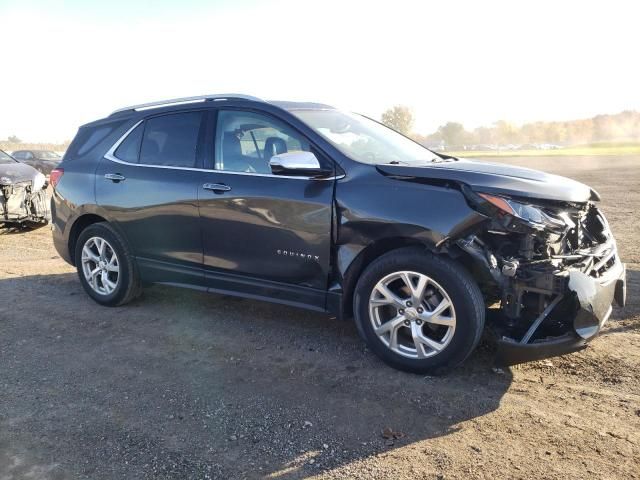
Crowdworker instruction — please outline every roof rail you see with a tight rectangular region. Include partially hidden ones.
[110,93,264,115]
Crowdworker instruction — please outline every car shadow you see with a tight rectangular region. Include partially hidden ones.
[0,222,49,234]
[0,270,578,479]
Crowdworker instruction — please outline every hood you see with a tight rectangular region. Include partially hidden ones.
[376,158,599,203]
[0,161,41,186]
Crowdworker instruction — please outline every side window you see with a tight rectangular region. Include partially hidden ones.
[139,112,203,168]
[12,152,25,160]
[114,123,143,163]
[24,152,34,160]
[215,110,310,174]
[65,119,126,161]
[76,126,113,156]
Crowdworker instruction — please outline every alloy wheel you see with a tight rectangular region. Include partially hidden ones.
[81,236,120,296]
[368,271,456,359]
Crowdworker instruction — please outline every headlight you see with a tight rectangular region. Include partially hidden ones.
[477,193,566,231]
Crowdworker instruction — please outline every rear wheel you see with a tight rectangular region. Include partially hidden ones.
[74,222,141,306]
[353,247,485,374]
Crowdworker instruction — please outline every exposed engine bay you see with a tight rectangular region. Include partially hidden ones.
[456,189,626,364]
[0,171,49,226]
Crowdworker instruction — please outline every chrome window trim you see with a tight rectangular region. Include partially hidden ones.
[103,120,343,181]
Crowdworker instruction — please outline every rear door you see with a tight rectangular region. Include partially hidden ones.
[95,110,208,287]
[198,108,335,309]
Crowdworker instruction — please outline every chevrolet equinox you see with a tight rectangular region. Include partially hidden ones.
[50,94,627,373]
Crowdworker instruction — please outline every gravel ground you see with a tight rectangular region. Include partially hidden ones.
[0,155,638,479]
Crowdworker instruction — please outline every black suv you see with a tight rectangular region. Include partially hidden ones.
[50,94,626,373]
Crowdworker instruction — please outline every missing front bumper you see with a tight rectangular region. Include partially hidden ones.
[495,260,626,366]
[0,184,48,225]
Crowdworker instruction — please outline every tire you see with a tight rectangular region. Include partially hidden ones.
[74,222,141,307]
[353,247,485,374]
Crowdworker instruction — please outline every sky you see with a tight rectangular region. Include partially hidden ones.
[1,0,639,143]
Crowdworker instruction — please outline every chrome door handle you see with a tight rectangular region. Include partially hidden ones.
[105,173,126,182]
[203,183,231,192]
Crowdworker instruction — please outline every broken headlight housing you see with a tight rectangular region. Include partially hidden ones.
[477,192,567,232]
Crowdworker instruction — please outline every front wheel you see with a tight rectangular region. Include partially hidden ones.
[353,247,485,374]
[74,222,141,307]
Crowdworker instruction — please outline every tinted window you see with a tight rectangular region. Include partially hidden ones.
[140,112,203,168]
[65,119,126,161]
[74,127,110,155]
[215,110,310,174]
[114,123,143,163]
[12,151,25,160]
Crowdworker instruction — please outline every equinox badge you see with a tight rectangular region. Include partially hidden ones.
[277,249,319,261]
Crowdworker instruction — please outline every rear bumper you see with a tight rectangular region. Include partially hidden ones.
[496,260,626,366]
[51,220,72,264]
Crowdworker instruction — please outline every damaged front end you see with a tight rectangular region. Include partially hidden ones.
[457,188,626,365]
[0,174,49,226]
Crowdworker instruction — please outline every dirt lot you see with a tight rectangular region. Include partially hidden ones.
[1,156,638,479]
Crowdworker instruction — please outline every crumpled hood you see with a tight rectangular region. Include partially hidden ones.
[376,158,599,203]
[0,162,40,185]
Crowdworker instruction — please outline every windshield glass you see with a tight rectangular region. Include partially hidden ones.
[36,151,61,160]
[291,109,441,165]
[0,150,16,165]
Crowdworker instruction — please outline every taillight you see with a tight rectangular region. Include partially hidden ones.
[50,168,64,188]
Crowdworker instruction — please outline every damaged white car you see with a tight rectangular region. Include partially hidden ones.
[0,149,49,227]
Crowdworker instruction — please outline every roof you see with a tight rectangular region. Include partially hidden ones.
[268,100,335,111]
[109,94,335,117]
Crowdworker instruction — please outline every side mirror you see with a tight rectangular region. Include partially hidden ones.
[269,151,332,178]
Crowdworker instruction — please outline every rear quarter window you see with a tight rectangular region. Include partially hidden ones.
[65,120,126,160]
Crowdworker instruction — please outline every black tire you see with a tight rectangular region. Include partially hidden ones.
[353,247,485,374]
[74,222,141,307]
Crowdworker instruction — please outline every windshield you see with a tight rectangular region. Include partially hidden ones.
[36,151,61,160]
[291,109,441,165]
[0,150,17,165]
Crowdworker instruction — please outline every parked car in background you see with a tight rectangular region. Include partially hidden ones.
[0,149,48,227]
[11,149,62,175]
[50,94,626,373]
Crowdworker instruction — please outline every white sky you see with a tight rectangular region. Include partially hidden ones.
[1,0,639,142]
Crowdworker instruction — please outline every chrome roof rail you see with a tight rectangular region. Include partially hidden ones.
[110,93,264,115]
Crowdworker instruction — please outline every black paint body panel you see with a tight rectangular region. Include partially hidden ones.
[377,159,598,202]
[95,159,205,286]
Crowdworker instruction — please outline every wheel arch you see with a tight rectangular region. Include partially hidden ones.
[337,237,439,319]
[67,213,108,266]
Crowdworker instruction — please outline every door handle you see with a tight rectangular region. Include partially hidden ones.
[105,173,126,182]
[203,183,231,193]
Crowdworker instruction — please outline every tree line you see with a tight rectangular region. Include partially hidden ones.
[3,107,639,153]
[380,105,640,148]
